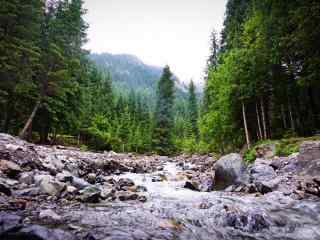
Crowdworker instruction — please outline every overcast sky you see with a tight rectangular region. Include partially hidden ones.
[83,0,227,84]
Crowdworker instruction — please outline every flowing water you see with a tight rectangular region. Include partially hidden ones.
[64,162,320,240]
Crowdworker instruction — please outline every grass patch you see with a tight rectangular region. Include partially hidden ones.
[244,136,320,163]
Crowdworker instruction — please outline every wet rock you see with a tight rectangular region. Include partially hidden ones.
[137,195,147,202]
[298,180,320,197]
[199,202,213,209]
[132,229,150,240]
[66,185,78,194]
[249,163,276,182]
[184,173,215,192]
[0,159,22,179]
[117,178,135,190]
[79,186,101,203]
[0,134,41,169]
[0,178,11,196]
[4,225,77,240]
[255,182,273,194]
[313,177,320,185]
[102,160,130,174]
[282,153,299,173]
[39,209,62,222]
[39,177,66,196]
[184,181,199,191]
[0,212,22,235]
[56,171,73,183]
[102,230,133,240]
[214,153,246,190]
[270,157,283,170]
[117,192,139,201]
[223,207,270,233]
[87,173,97,184]
[72,176,91,190]
[136,185,148,192]
[151,175,165,182]
[100,187,115,200]
[0,182,11,196]
[15,187,40,197]
[298,141,320,176]
[19,172,34,185]
[159,219,183,231]
[34,174,54,185]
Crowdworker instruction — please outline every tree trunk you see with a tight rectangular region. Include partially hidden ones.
[256,102,263,140]
[242,101,250,149]
[19,100,41,139]
[260,97,267,139]
[3,95,14,133]
[281,105,287,129]
[288,102,295,131]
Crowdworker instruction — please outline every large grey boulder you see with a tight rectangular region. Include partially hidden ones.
[249,163,276,183]
[214,153,246,190]
[298,141,320,176]
[35,175,66,196]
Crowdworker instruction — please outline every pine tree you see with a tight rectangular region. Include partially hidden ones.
[152,66,175,155]
[188,80,199,140]
[0,0,42,133]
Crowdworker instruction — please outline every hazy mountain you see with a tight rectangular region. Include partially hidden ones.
[90,53,187,98]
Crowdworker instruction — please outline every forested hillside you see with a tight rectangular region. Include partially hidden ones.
[90,53,188,101]
[90,53,162,96]
[200,0,320,153]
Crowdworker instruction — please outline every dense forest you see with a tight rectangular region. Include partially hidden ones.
[200,0,320,153]
[0,0,198,155]
[0,0,319,155]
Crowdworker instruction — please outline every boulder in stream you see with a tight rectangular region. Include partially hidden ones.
[214,153,246,190]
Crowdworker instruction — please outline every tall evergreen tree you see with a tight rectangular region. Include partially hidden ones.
[152,66,175,155]
[0,0,42,133]
[188,80,199,140]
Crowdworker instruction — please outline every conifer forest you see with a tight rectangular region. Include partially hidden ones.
[0,0,319,155]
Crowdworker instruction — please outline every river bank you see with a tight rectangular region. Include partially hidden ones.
[0,133,319,240]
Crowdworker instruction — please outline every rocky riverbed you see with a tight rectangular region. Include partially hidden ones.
[0,133,320,240]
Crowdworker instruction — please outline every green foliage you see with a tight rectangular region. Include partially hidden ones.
[243,148,256,163]
[152,66,175,155]
[200,0,320,153]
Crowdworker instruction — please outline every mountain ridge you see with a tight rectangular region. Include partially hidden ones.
[89,52,187,98]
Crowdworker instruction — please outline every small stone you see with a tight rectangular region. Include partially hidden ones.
[117,178,135,190]
[184,181,199,191]
[72,176,90,190]
[117,192,138,201]
[39,209,62,222]
[0,182,11,196]
[0,160,22,179]
[199,202,213,209]
[313,177,320,185]
[56,171,73,183]
[87,173,96,184]
[138,195,147,202]
[15,187,40,197]
[79,186,101,203]
[136,185,148,192]
[66,185,78,194]
[19,172,34,185]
